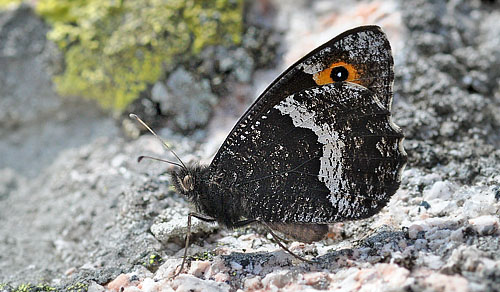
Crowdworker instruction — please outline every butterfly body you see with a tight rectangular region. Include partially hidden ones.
[170,165,244,228]
[169,25,407,243]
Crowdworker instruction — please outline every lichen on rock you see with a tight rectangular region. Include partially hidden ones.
[35,0,244,110]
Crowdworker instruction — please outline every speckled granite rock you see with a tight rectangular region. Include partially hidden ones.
[1,0,499,291]
[104,1,498,291]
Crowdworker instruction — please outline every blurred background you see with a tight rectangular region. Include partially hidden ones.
[0,0,499,291]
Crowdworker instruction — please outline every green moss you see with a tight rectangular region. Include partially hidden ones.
[36,0,243,110]
[0,283,57,292]
[189,250,215,261]
[15,283,31,292]
[66,282,87,292]
[36,284,56,292]
[141,253,163,272]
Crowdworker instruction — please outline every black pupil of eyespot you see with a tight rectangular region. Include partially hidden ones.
[330,66,349,82]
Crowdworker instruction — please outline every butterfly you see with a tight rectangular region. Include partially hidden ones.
[132,25,407,274]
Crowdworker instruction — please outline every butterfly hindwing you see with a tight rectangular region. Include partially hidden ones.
[207,26,406,224]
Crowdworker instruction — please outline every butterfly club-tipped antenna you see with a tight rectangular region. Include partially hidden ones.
[129,113,187,170]
[136,155,185,169]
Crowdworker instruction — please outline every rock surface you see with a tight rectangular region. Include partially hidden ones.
[1,0,499,291]
[0,4,61,132]
[152,67,218,132]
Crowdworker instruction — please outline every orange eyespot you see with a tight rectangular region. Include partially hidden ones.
[312,61,361,85]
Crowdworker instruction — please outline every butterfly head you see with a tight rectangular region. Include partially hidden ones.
[168,165,208,201]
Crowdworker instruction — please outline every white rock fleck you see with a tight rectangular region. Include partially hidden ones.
[469,215,499,235]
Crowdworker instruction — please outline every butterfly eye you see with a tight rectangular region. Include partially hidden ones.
[330,66,349,82]
[182,175,194,191]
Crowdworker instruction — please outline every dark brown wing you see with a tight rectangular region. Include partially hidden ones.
[208,26,405,223]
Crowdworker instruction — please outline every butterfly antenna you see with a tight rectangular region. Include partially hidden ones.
[129,113,187,169]
[137,155,185,169]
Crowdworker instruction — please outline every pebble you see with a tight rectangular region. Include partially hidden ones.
[153,258,182,280]
[450,228,465,242]
[87,282,105,292]
[468,215,499,235]
[423,274,468,292]
[303,272,330,288]
[424,181,455,201]
[188,261,211,278]
[171,274,230,292]
[243,276,263,290]
[408,223,424,239]
[229,261,243,271]
[107,274,130,292]
[261,270,294,289]
[137,278,166,292]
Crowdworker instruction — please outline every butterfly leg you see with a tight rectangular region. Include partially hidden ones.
[260,221,314,263]
[232,218,258,227]
[190,212,217,222]
[175,212,216,277]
